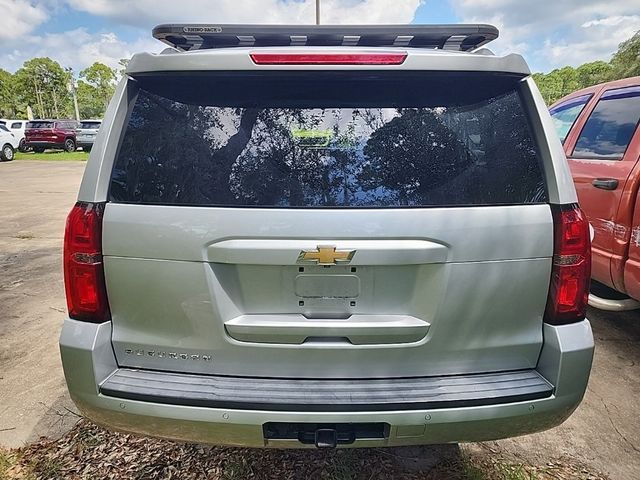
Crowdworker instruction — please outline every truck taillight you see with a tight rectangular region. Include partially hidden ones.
[544,204,591,325]
[63,202,110,323]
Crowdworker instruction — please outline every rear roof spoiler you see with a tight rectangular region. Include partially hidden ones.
[152,24,499,52]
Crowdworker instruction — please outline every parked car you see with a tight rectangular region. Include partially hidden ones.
[24,119,78,153]
[76,120,102,152]
[60,24,594,449]
[0,120,28,151]
[0,124,19,161]
[550,76,640,309]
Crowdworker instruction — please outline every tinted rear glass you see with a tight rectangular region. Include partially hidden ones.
[80,121,101,129]
[27,121,54,129]
[110,72,546,207]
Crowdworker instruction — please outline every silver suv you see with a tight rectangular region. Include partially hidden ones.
[60,24,594,449]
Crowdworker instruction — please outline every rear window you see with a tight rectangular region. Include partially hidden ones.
[27,121,54,129]
[80,121,101,129]
[110,72,546,207]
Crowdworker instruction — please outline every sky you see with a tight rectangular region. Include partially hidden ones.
[1,0,639,75]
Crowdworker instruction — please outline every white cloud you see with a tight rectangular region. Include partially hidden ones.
[1,28,159,73]
[0,0,48,39]
[582,15,640,28]
[66,0,422,26]
[449,0,640,71]
[549,15,640,66]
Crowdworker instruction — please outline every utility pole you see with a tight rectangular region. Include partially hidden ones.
[66,67,80,121]
[316,0,320,25]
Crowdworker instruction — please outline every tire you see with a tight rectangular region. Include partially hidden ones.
[33,147,45,153]
[1,143,15,161]
[64,138,76,153]
[18,138,28,153]
[84,146,92,153]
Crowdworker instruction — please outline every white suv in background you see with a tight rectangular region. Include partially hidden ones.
[0,120,28,152]
[0,124,19,161]
[76,120,102,152]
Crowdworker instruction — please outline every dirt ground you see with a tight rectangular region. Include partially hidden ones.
[0,160,639,479]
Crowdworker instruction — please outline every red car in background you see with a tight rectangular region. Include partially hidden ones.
[550,77,640,310]
[24,119,78,153]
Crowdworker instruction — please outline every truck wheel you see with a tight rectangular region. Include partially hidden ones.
[33,147,45,153]
[1,143,15,161]
[18,138,28,153]
[64,139,76,152]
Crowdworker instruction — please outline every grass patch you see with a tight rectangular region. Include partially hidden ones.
[0,449,35,480]
[15,151,89,161]
[0,449,13,479]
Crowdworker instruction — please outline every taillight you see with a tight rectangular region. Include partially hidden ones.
[250,52,407,65]
[63,202,110,323]
[544,204,591,325]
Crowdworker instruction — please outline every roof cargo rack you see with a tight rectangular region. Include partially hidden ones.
[152,24,498,52]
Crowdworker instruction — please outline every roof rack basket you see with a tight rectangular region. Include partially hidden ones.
[152,24,498,52]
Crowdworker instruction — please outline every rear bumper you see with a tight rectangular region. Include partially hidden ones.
[76,138,95,148]
[59,319,594,447]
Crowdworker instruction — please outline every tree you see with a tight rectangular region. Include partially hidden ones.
[0,69,22,118]
[609,31,640,79]
[117,58,129,78]
[80,62,117,113]
[76,81,105,119]
[576,61,612,87]
[532,66,580,105]
[12,58,72,119]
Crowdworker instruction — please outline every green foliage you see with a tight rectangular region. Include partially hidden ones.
[80,62,117,114]
[12,57,73,119]
[610,30,640,79]
[76,80,106,119]
[0,59,120,121]
[0,69,19,117]
[533,29,639,105]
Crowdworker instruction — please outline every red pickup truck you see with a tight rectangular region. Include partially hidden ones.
[550,77,640,309]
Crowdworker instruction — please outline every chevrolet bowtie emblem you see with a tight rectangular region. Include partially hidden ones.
[297,245,356,265]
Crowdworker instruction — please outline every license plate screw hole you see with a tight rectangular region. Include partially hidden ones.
[299,301,304,306]
[351,267,356,272]
[350,301,356,307]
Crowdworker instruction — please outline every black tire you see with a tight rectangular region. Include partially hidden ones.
[33,147,45,153]
[1,143,15,161]
[64,138,76,152]
[84,146,92,153]
[18,138,28,153]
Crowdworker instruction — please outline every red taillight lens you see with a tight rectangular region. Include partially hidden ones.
[63,202,110,323]
[544,204,591,325]
[250,52,407,65]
